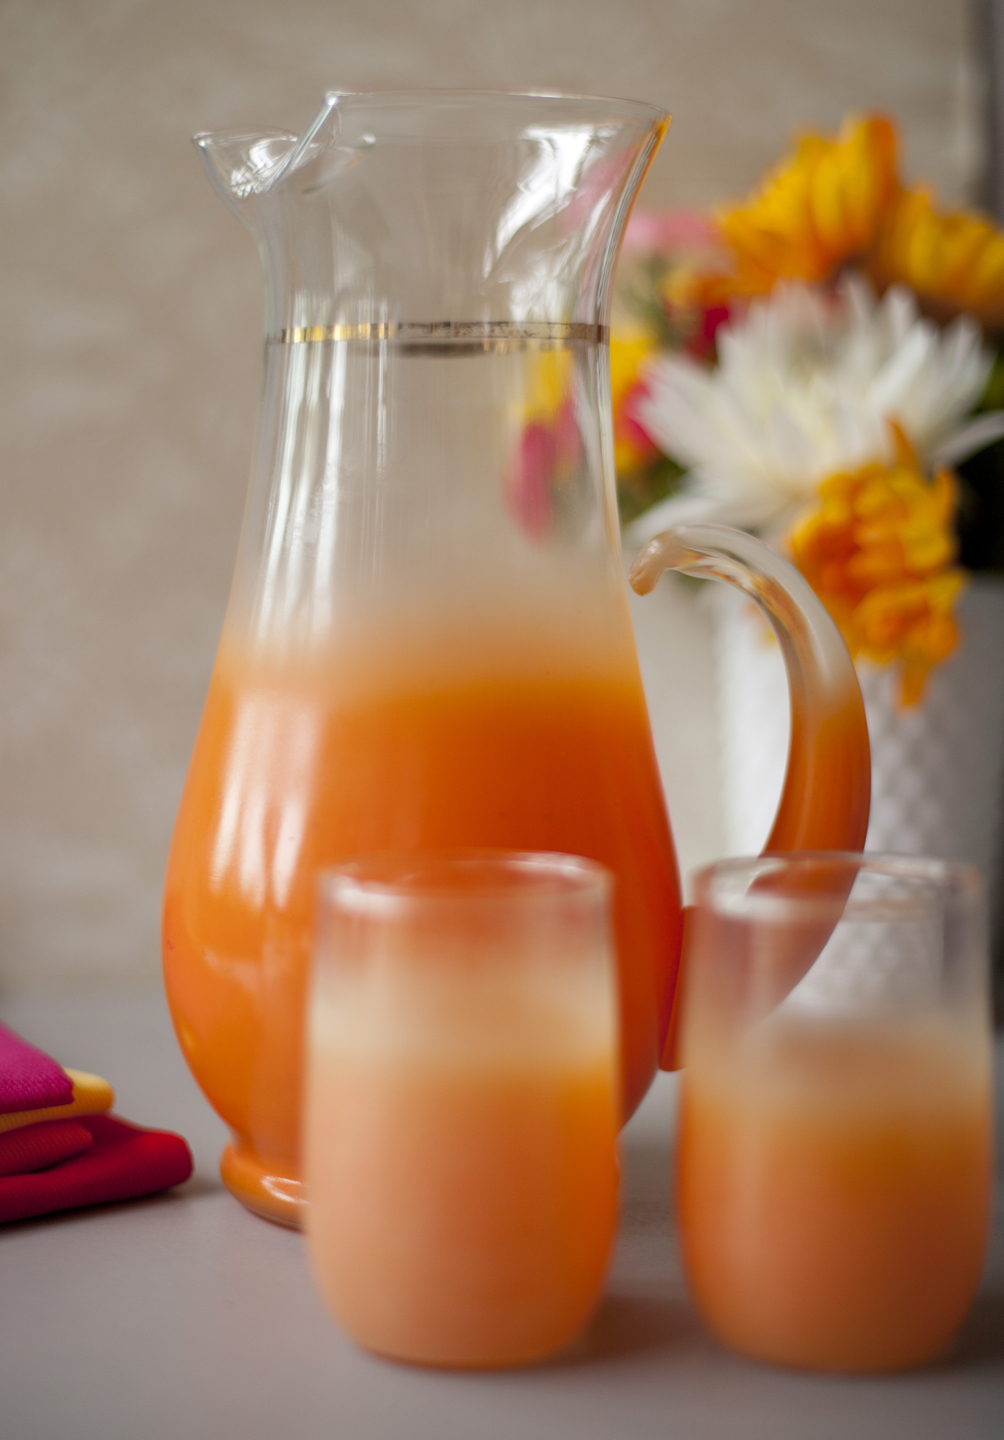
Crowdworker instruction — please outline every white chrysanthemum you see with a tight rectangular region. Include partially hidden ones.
[632,276,1004,541]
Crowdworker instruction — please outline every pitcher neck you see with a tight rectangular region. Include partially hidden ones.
[194,90,668,339]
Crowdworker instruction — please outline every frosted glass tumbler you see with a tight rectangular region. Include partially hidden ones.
[304,851,619,1368]
[676,853,994,1373]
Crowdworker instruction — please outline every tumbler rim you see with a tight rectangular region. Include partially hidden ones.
[319,849,613,918]
[692,852,983,924]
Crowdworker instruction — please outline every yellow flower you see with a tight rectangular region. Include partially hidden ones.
[610,332,652,407]
[868,186,1004,332]
[704,115,898,301]
[787,433,964,705]
[506,348,582,539]
[610,331,658,474]
[681,109,1004,331]
[521,348,573,425]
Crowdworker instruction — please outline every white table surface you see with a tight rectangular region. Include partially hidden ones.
[1,984,1002,1440]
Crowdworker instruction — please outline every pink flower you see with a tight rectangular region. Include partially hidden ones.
[506,402,584,540]
[622,209,719,257]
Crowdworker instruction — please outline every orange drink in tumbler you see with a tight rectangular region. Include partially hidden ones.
[675,855,994,1373]
[304,853,619,1368]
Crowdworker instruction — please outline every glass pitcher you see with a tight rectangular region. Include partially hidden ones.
[163,91,871,1226]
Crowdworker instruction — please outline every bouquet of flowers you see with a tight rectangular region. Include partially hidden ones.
[613,114,1004,704]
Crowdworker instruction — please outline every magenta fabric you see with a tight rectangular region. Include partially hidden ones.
[0,1119,94,1178]
[0,1022,74,1114]
[0,1115,194,1224]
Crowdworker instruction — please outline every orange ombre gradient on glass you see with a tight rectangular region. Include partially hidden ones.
[303,852,619,1368]
[675,854,993,1373]
[162,627,678,1222]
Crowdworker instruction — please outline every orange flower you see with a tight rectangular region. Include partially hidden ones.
[788,434,965,704]
[868,186,1004,332]
[679,110,1004,330]
[701,115,898,302]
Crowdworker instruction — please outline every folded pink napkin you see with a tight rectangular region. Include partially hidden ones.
[0,1115,192,1225]
[0,1118,94,1178]
[0,1022,193,1223]
[0,1022,74,1113]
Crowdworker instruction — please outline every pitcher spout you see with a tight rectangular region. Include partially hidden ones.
[193,92,343,223]
[193,130,294,222]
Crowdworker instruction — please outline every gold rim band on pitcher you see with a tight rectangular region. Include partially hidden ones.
[273,321,609,345]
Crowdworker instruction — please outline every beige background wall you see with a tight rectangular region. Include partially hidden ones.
[0,0,986,986]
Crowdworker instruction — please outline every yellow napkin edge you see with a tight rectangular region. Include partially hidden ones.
[0,1068,115,1134]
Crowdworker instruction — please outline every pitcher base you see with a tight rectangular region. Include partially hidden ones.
[220,1142,305,1228]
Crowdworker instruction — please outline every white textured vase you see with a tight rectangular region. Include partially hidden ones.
[711,577,1004,930]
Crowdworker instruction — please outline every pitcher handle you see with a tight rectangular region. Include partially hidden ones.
[629,523,871,1066]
